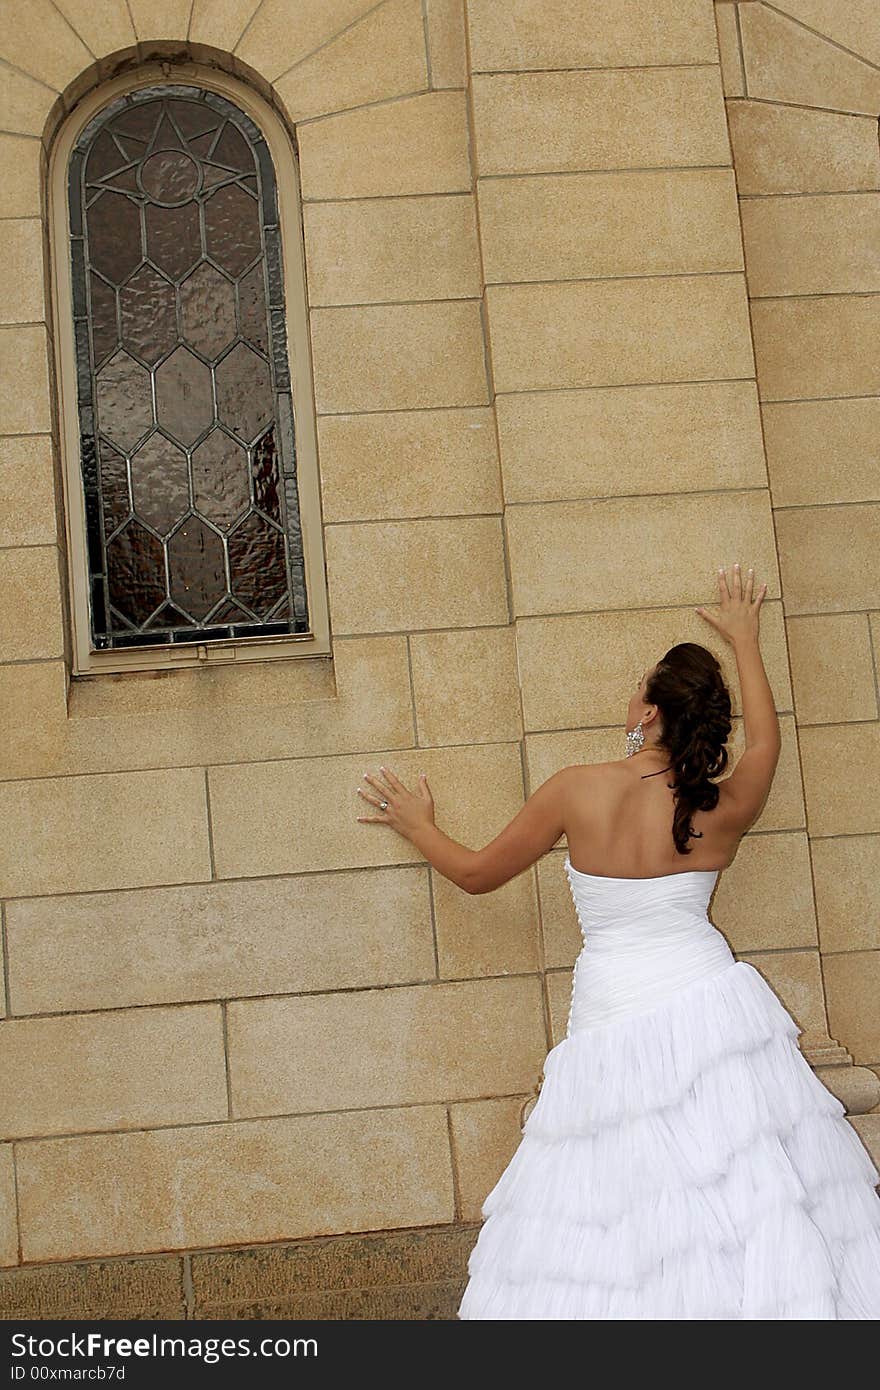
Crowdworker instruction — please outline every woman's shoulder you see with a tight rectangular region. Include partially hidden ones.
[567,756,645,777]
[562,758,629,789]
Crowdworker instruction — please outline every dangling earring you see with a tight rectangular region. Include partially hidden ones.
[625,722,645,757]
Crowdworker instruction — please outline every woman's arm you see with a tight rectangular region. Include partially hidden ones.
[734,632,781,752]
[359,764,572,894]
[421,766,572,895]
[697,562,781,831]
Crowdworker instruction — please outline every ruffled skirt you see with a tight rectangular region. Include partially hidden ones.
[457,961,880,1319]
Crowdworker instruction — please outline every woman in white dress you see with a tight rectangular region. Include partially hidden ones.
[356,562,880,1319]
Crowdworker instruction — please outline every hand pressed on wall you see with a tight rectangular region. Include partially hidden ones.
[356,765,436,841]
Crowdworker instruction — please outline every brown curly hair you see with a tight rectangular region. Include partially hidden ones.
[644,643,733,855]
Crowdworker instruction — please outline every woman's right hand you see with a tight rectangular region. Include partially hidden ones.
[695,563,767,646]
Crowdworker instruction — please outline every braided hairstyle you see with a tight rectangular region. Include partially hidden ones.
[644,642,733,856]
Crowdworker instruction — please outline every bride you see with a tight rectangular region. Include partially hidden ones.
[356,563,880,1319]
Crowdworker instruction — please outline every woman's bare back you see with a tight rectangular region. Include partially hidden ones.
[564,750,745,879]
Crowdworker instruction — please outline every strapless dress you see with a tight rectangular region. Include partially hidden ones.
[457,854,880,1319]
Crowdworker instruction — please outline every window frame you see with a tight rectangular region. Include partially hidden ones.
[48,61,331,676]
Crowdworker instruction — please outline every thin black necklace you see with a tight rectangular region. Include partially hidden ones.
[638,759,674,778]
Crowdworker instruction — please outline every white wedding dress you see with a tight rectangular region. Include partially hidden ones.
[457,855,880,1319]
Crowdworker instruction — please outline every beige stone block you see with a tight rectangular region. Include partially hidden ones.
[824,951,880,1063]
[127,0,191,38]
[0,547,64,661]
[520,732,617,796]
[506,489,777,618]
[0,325,51,432]
[228,975,546,1116]
[715,3,745,97]
[209,741,524,879]
[426,0,466,87]
[800,724,880,837]
[53,0,136,54]
[546,966,573,1045]
[298,91,470,200]
[0,435,57,546]
[303,193,480,305]
[409,626,520,746]
[466,0,718,70]
[325,515,507,635]
[812,835,880,953]
[0,67,56,137]
[786,614,877,724]
[516,599,791,734]
[740,3,880,116]
[0,1005,227,1141]
[470,68,730,177]
[0,662,67,780]
[311,300,488,413]
[450,1096,529,1221]
[725,715,809,835]
[0,1145,16,1266]
[317,407,499,522]
[712,832,817,952]
[740,949,829,1046]
[0,0,91,89]
[0,768,211,898]
[16,1107,454,1262]
[487,274,754,395]
[527,712,805,837]
[1,636,415,781]
[6,867,436,1015]
[0,136,42,219]
[776,502,880,614]
[0,219,45,323]
[742,193,880,296]
[274,0,427,122]
[433,859,541,979]
[236,0,376,81]
[497,380,766,505]
[762,398,880,506]
[190,0,260,48]
[0,1254,186,1318]
[760,0,880,73]
[537,848,582,969]
[727,101,880,195]
[751,294,880,401]
[478,169,743,283]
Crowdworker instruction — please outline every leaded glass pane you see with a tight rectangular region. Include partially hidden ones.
[68,84,308,650]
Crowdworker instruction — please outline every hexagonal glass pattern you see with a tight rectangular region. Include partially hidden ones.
[154,346,214,447]
[216,341,272,444]
[68,84,308,649]
[119,263,177,366]
[130,433,190,535]
[191,430,250,529]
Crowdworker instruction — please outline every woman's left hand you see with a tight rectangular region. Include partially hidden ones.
[356,766,435,840]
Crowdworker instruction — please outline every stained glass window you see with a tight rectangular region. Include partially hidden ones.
[66,83,309,651]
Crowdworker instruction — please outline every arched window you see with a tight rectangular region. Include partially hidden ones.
[50,71,329,674]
